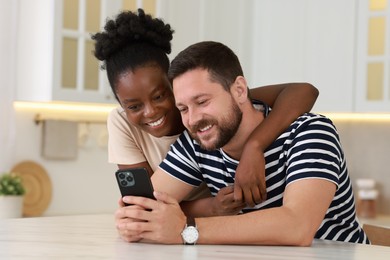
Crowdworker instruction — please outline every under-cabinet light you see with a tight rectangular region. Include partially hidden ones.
[13,101,118,124]
[320,112,390,122]
[13,101,390,123]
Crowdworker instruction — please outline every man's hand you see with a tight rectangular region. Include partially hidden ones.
[116,192,187,244]
[234,146,267,207]
[212,186,246,215]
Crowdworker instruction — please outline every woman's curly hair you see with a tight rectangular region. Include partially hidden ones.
[91,9,174,101]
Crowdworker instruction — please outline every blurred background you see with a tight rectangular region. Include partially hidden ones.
[0,0,389,223]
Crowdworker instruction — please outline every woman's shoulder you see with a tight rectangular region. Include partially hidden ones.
[107,106,141,136]
[108,106,126,122]
[108,106,130,129]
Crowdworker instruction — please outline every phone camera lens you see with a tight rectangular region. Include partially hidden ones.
[120,180,127,186]
[118,173,125,179]
[127,175,134,182]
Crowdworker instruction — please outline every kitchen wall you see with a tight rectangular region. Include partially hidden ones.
[13,106,119,216]
[333,119,390,215]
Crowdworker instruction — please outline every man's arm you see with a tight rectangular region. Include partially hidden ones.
[151,168,195,201]
[236,83,319,206]
[196,179,335,245]
[152,169,247,217]
[119,178,335,245]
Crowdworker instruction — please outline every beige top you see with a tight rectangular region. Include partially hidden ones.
[107,106,210,200]
[107,106,179,171]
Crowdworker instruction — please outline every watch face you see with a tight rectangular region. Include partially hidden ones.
[182,226,199,244]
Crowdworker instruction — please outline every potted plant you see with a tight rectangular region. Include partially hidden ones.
[0,172,25,218]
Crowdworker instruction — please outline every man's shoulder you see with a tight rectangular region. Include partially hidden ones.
[277,113,339,144]
[292,113,335,130]
[296,112,331,121]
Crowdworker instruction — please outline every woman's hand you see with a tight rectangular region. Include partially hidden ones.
[233,144,267,207]
[212,186,246,216]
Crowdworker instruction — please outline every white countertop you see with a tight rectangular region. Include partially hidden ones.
[1,214,390,259]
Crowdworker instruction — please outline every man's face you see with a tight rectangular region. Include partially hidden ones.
[173,69,242,150]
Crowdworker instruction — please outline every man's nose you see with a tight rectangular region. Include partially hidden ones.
[187,107,202,128]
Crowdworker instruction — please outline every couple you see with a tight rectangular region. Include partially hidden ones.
[93,10,368,245]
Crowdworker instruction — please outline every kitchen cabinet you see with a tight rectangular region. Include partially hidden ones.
[249,0,358,112]
[355,0,390,112]
[159,0,255,79]
[16,0,123,104]
[16,0,389,111]
[160,0,357,112]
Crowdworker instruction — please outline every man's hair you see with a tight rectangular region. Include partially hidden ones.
[168,41,244,91]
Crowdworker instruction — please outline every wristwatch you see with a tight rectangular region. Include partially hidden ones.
[181,217,199,245]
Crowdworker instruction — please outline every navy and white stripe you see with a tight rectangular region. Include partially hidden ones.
[159,112,369,244]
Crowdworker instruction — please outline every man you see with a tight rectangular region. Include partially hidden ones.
[115,41,369,245]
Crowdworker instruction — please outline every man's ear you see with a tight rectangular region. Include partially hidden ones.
[231,76,249,104]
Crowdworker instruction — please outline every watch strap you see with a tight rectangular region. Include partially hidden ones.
[187,217,196,227]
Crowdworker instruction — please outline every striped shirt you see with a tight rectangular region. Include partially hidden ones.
[159,111,369,244]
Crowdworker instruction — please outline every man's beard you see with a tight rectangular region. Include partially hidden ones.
[189,100,242,151]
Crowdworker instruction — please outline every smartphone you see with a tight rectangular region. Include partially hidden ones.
[115,167,155,206]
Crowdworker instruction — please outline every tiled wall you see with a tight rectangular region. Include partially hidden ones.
[332,119,390,215]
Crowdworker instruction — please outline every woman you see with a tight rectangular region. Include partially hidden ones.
[92,9,318,215]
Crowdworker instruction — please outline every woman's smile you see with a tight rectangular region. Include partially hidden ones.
[146,116,166,128]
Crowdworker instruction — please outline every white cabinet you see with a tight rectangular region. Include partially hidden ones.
[250,0,357,112]
[158,0,255,77]
[16,0,122,104]
[16,0,389,111]
[159,0,357,112]
[16,0,55,103]
[355,0,390,112]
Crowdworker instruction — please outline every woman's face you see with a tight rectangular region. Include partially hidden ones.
[115,65,184,137]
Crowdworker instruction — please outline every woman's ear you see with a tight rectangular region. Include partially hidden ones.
[231,76,249,104]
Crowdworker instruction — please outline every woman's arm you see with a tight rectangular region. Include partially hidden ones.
[117,162,153,177]
[235,82,319,206]
[180,186,246,217]
[248,82,318,150]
